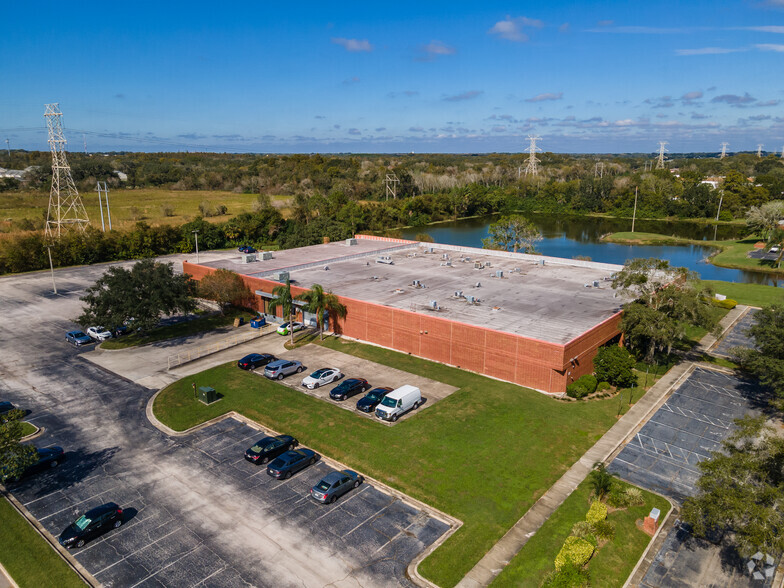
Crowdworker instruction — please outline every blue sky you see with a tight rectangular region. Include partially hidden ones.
[2,0,784,154]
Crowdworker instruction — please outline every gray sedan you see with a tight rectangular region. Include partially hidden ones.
[310,470,364,504]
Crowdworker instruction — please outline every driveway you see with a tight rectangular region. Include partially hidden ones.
[0,258,451,587]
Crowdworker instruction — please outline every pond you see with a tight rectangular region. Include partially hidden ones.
[401,214,781,285]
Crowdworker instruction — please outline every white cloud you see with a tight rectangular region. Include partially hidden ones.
[331,38,373,52]
[675,47,744,55]
[743,26,784,33]
[525,92,563,103]
[756,43,784,51]
[488,16,544,42]
[422,40,456,57]
[681,91,703,101]
[559,23,570,33]
[443,90,483,102]
[348,128,362,135]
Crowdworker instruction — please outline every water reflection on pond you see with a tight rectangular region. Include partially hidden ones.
[401,214,781,285]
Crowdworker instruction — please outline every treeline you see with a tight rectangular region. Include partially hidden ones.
[4,150,783,212]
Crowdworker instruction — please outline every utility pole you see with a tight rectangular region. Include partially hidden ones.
[631,186,638,232]
[716,190,724,222]
[83,134,87,155]
[524,135,542,177]
[4,138,9,157]
[384,173,399,201]
[44,103,89,238]
[780,146,784,160]
[46,245,57,294]
[757,144,764,158]
[656,142,668,170]
[720,142,729,159]
[192,230,200,263]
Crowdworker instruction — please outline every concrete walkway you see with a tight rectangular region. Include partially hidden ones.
[456,307,751,588]
[0,563,18,588]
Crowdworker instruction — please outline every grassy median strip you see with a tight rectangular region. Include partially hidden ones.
[491,476,671,587]
[19,422,38,438]
[154,338,642,587]
[100,308,256,350]
[0,496,85,588]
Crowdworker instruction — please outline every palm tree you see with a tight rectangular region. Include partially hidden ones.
[295,283,347,341]
[267,279,296,345]
[589,462,616,500]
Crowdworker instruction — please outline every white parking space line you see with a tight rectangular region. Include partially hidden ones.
[193,564,229,587]
[93,525,183,575]
[311,485,370,522]
[128,541,208,588]
[345,501,394,538]
[38,486,121,521]
[24,488,65,507]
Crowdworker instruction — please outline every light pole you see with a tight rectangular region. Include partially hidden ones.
[192,230,200,263]
[46,245,57,294]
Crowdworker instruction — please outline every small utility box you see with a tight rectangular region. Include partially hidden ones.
[198,386,218,405]
[233,317,245,327]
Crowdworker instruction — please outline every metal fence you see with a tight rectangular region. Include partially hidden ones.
[167,325,273,370]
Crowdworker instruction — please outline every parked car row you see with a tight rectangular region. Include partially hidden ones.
[65,323,130,347]
[243,434,364,503]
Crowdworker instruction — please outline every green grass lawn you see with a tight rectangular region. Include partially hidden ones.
[491,476,671,587]
[100,308,257,350]
[153,337,642,588]
[0,497,85,588]
[699,280,784,308]
[19,421,38,438]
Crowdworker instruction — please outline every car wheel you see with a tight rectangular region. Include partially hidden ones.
[413,400,420,409]
[340,395,346,401]
[309,457,316,465]
[50,460,58,468]
[284,471,292,480]
[353,480,360,488]
[277,373,284,380]
[329,494,337,504]
[76,539,85,548]
[113,519,122,528]
[392,414,398,422]
[296,366,303,373]
[260,456,268,465]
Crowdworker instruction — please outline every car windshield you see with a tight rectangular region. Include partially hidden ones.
[315,480,331,491]
[74,515,91,530]
[280,322,289,329]
[310,369,328,378]
[380,396,397,408]
[366,391,383,401]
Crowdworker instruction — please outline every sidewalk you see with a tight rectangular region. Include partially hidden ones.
[456,305,749,587]
[0,563,18,588]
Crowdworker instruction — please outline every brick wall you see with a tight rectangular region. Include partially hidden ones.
[183,261,622,394]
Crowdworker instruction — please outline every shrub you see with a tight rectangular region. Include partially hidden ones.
[566,382,589,399]
[591,519,616,542]
[594,345,638,388]
[540,563,590,587]
[160,204,175,217]
[597,381,612,391]
[554,536,596,571]
[570,520,593,539]
[575,374,598,394]
[624,487,644,506]
[586,500,608,524]
[589,463,616,500]
[712,298,737,309]
[607,486,630,508]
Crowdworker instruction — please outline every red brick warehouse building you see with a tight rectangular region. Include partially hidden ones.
[183,235,624,394]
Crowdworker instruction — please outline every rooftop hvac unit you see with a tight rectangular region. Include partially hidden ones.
[429,300,439,310]
[584,283,592,288]
[376,255,394,265]
[324,265,329,270]
[454,290,463,298]
[241,253,257,263]
[275,271,290,283]
[346,238,357,246]
[466,295,480,304]
[464,257,471,262]
[495,270,503,278]
[442,253,449,260]
[539,259,546,266]
[474,261,484,269]
[593,280,600,288]
[440,261,452,266]
[475,282,481,288]
[485,261,492,267]
[423,246,435,253]
[261,251,273,260]
[412,279,421,287]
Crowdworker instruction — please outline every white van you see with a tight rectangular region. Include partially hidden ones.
[375,385,422,422]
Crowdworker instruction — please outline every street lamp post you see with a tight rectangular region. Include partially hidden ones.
[192,230,200,263]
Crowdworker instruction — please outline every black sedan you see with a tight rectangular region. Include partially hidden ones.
[0,401,15,415]
[310,470,364,504]
[356,387,393,413]
[244,435,297,465]
[58,502,124,548]
[330,378,370,401]
[266,449,319,479]
[238,245,257,253]
[237,353,276,370]
[1,446,65,483]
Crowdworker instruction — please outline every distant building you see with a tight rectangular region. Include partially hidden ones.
[0,167,26,180]
[114,170,128,181]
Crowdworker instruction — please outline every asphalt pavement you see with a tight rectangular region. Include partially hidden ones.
[0,256,450,587]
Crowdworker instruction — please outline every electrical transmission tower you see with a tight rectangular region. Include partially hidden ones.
[44,103,89,239]
[757,144,764,158]
[720,142,729,159]
[780,146,784,160]
[655,142,668,170]
[594,161,605,178]
[4,138,9,157]
[384,173,399,200]
[523,135,542,177]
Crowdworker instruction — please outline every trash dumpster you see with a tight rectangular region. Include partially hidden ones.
[198,386,218,404]
[250,316,266,329]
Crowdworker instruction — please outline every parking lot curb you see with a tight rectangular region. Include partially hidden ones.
[146,392,463,588]
[20,425,44,442]
[622,496,677,588]
[1,492,100,588]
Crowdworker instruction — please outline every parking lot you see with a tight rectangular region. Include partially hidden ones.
[0,256,453,588]
[608,367,765,504]
[711,308,758,358]
[265,345,459,424]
